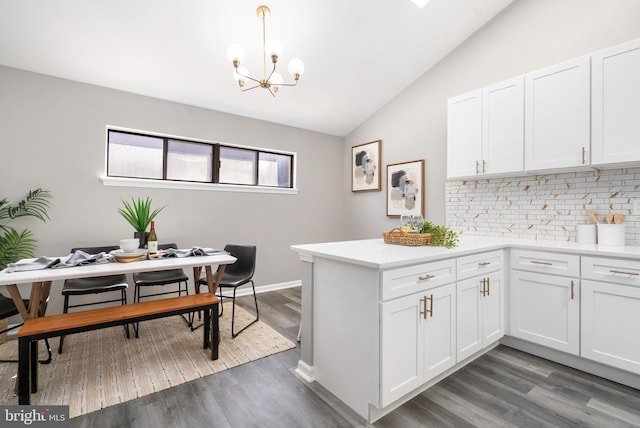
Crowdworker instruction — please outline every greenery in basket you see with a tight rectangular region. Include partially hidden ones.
[420,220,459,248]
[117,197,166,232]
[0,189,52,270]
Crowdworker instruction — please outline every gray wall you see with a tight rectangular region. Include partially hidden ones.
[0,65,344,313]
[343,0,640,240]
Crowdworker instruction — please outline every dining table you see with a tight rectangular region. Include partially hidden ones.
[0,251,237,332]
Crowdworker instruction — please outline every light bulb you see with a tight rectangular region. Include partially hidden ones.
[234,66,250,86]
[266,38,283,61]
[226,44,245,65]
[270,72,283,88]
[288,58,305,78]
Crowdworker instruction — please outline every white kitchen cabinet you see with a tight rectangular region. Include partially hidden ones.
[456,251,504,362]
[592,38,640,166]
[457,271,503,362]
[447,90,482,178]
[510,250,579,355]
[447,78,524,179]
[481,77,524,176]
[581,256,640,374]
[381,282,456,406]
[524,56,591,172]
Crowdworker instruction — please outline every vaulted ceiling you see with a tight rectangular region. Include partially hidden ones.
[0,0,513,136]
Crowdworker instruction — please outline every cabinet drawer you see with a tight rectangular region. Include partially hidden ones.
[382,259,456,301]
[582,256,640,286]
[510,249,579,277]
[457,250,503,280]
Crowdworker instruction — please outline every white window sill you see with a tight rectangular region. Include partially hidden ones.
[101,176,299,195]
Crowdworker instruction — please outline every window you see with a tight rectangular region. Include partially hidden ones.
[106,129,295,190]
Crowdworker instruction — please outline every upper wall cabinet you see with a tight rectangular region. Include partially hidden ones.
[447,77,524,180]
[524,56,591,172]
[591,38,640,166]
[447,90,482,179]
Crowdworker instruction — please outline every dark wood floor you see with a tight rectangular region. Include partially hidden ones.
[70,287,640,428]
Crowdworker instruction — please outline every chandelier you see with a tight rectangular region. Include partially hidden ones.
[226,5,305,97]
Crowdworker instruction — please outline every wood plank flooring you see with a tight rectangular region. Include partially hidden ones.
[70,287,640,428]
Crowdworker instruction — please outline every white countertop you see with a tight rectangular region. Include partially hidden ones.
[291,237,640,269]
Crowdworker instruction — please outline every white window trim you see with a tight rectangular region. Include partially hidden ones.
[101,176,299,195]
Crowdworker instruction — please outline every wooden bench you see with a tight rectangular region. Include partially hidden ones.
[16,293,220,405]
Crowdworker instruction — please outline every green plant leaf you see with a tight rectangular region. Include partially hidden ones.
[0,228,36,270]
[117,197,166,232]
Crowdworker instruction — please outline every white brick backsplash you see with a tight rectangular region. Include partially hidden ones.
[445,167,640,245]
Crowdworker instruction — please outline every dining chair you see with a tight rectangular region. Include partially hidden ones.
[58,245,129,354]
[196,244,258,338]
[0,294,52,364]
[132,243,190,338]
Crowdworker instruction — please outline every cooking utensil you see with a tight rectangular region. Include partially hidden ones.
[605,213,613,224]
[614,213,624,224]
[586,210,601,224]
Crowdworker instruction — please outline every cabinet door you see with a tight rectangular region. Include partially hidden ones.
[456,276,482,362]
[525,56,590,171]
[380,292,424,406]
[447,90,482,179]
[592,38,640,166]
[582,280,640,374]
[423,283,457,381]
[457,271,504,363]
[482,77,524,175]
[510,270,579,355]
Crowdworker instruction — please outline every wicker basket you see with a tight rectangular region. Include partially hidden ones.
[382,228,435,246]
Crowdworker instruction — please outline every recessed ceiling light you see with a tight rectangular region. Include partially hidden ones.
[410,0,430,8]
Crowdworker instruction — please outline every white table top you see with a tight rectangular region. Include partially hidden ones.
[291,237,640,270]
[0,253,237,286]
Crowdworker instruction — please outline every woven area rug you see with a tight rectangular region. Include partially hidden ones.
[0,306,295,417]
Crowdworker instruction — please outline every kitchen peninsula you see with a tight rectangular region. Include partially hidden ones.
[291,238,640,423]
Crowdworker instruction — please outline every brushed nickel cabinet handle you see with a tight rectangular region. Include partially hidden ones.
[420,296,428,320]
[478,261,491,267]
[480,278,487,296]
[582,147,586,165]
[482,159,486,173]
[428,294,433,317]
[418,274,435,281]
[531,260,553,266]
[475,161,479,174]
[487,277,491,296]
[610,269,640,276]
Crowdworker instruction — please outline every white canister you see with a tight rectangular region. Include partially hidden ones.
[576,224,597,244]
[597,224,626,246]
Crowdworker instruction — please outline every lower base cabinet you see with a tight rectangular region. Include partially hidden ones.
[582,279,640,373]
[510,269,579,355]
[381,283,456,406]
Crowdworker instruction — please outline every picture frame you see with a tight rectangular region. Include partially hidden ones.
[386,159,425,217]
[351,140,381,192]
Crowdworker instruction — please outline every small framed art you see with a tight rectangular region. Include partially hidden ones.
[386,159,425,217]
[351,140,381,192]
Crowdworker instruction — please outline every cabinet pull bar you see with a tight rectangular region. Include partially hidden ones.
[480,278,487,296]
[420,296,427,320]
[418,274,435,281]
[427,294,433,317]
[570,280,575,300]
[482,159,486,173]
[478,261,491,267]
[610,269,640,276]
[530,260,553,266]
[581,147,586,165]
[487,277,490,296]
[475,161,479,175]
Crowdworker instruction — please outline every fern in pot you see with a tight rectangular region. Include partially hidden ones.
[117,197,166,248]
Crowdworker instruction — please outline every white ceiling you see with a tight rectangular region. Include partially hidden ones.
[0,0,513,137]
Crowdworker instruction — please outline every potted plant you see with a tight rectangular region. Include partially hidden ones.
[117,197,166,248]
[0,188,52,271]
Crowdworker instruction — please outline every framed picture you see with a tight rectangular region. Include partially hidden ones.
[351,140,381,192]
[386,159,425,217]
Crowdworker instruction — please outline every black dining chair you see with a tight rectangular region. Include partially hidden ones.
[58,245,129,354]
[132,243,190,337]
[0,294,52,364]
[196,244,258,338]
